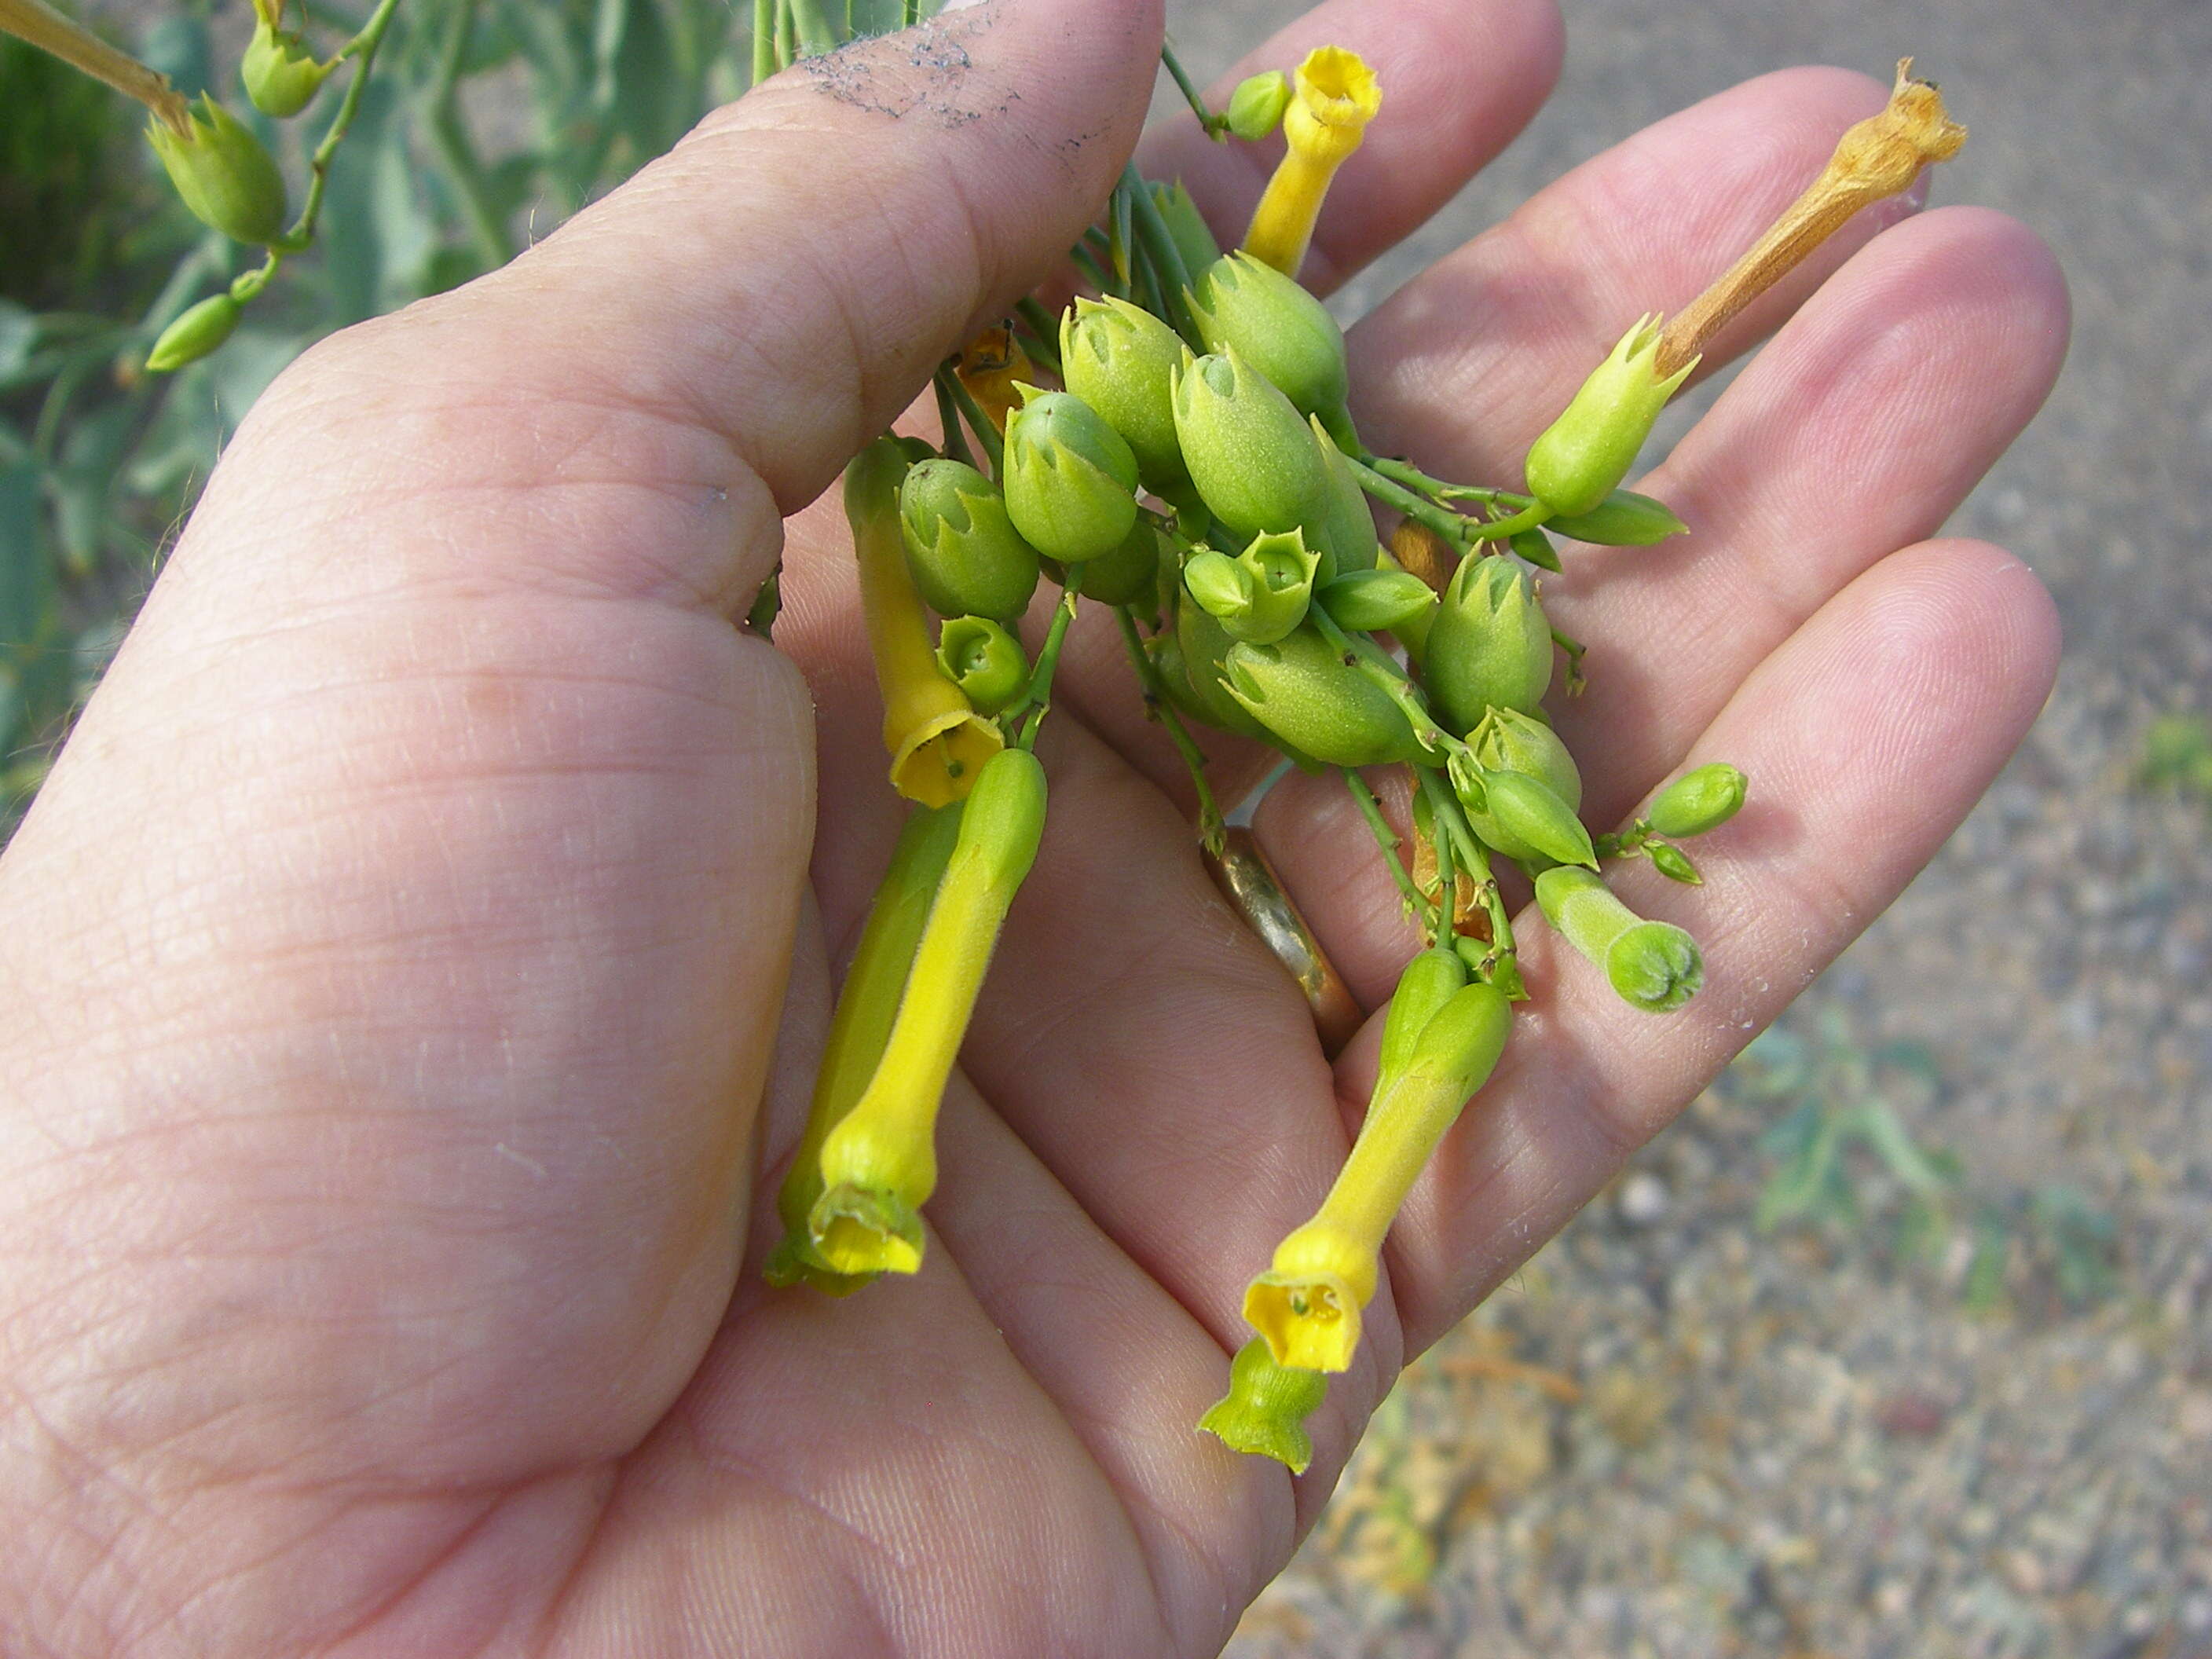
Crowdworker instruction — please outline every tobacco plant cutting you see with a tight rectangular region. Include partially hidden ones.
[3,0,1965,1482]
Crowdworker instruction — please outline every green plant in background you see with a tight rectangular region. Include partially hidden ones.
[1734,1011,2122,1314]
[2140,712,2212,802]
[0,0,936,833]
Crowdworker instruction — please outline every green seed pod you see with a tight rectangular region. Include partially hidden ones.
[1225,625,1423,767]
[1309,415,1379,581]
[1469,706,1581,811]
[145,293,240,372]
[1533,867,1703,1013]
[1547,488,1689,547]
[1187,528,1317,645]
[1646,762,1747,839]
[899,459,1041,622]
[936,616,1028,715]
[1174,587,1274,742]
[1148,178,1223,281]
[1224,70,1293,141]
[1317,568,1436,634]
[1198,1336,1328,1474]
[1450,755,1595,869]
[1378,947,1470,1081]
[1060,295,1188,492]
[1188,252,1353,443]
[1523,315,1694,518]
[1421,554,1555,731]
[1002,388,1141,563]
[1647,840,1703,885]
[243,16,331,118]
[146,95,288,246]
[1171,348,1331,544]
[1076,517,1162,607]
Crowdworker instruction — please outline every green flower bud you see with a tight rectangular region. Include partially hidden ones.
[1450,754,1595,869]
[1469,707,1581,811]
[1226,625,1423,767]
[145,293,240,372]
[1647,840,1702,885]
[243,16,331,117]
[1523,314,1694,518]
[1059,296,1188,492]
[1547,488,1689,547]
[1199,1336,1328,1474]
[1148,178,1224,280]
[1188,252,1353,442]
[1224,70,1293,141]
[1404,981,1513,1096]
[1171,347,1331,544]
[1002,387,1140,563]
[936,616,1028,714]
[1075,516,1162,607]
[1533,867,1703,1013]
[1309,415,1378,581]
[1421,554,1554,731]
[1646,762,1747,838]
[899,459,1041,622]
[1379,947,1470,1081]
[1317,567,1436,634]
[1186,528,1317,645]
[147,95,288,246]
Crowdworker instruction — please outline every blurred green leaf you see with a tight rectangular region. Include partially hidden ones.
[0,461,49,650]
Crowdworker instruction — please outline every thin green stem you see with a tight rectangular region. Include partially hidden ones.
[1159,40,1224,137]
[276,0,402,254]
[1469,503,1551,542]
[1420,771,1516,983]
[751,0,775,83]
[1307,604,1463,765]
[1361,452,1530,512]
[1014,296,1062,375]
[1010,588,1079,749]
[932,371,976,470]
[787,0,837,58]
[1123,161,1202,346]
[773,0,793,72]
[1551,623,1588,694]
[939,364,1003,476]
[1340,767,1428,924]
[1116,605,1224,852]
[1347,456,1479,553]
[421,0,512,272]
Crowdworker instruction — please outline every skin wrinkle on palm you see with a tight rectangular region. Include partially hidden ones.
[0,1,2064,1654]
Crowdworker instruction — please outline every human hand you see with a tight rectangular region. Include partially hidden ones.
[0,0,2064,1651]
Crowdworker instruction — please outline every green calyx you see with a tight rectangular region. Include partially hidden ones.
[1223,70,1292,141]
[1646,762,1747,838]
[1075,516,1163,606]
[1185,527,1318,645]
[1060,295,1188,492]
[1420,553,1554,732]
[936,616,1028,715]
[243,16,331,118]
[1199,1336,1329,1473]
[1378,947,1470,1080]
[1523,314,1695,518]
[1533,867,1705,1013]
[146,94,288,246]
[1469,706,1582,811]
[145,293,240,372]
[1171,347,1331,545]
[1309,416,1379,581]
[1002,388,1141,563]
[1449,752,1595,869]
[1187,252,1353,444]
[899,458,1041,623]
[1226,624,1423,767]
[1171,589,1275,742]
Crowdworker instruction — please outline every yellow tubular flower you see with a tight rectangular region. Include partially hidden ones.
[1244,983,1512,1371]
[764,804,962,1296]
[845,438,1004,808]
[1240,46,1382,279]
[810,748,1048,1276]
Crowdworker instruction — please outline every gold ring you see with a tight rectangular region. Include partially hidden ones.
[1205,827,1364,1057]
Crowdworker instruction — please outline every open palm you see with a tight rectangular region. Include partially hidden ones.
[0,0,2064,1652]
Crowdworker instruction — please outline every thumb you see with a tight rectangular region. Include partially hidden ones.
[284,0,1166,611]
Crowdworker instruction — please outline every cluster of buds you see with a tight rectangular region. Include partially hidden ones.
[766,44,1967,1470]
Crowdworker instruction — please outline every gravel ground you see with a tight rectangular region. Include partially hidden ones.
[1153,1,2212,1654]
